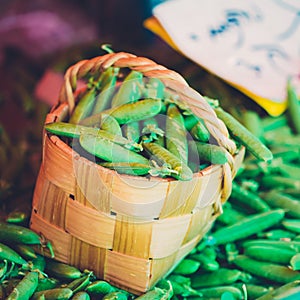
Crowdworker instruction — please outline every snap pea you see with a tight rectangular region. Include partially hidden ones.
[257,229,296,240]
[197,286,244,299]
[79,134,149,164]
[260,190,300,218]
[232,255,300,284]
[286,79,300,134]
[13,244,37,260]
[242,239,300,252]
[241,110,264,141]
[192,141,229,165]
[32,287,73,300]
[69,88,97,124]
[107,99,162,125]
[102,291,128,299]
[184,115,210,142]
[282,219,300,234]
[71,291,90,300]
[111,70,143,107]
[244,245,297,265]
[214,106,273,162]
[165,103,188,164]
[35,277,60,292]
[173,259,201,275]
[6,271,39,300]
[142,77,165,99]
[230,181,270,213]
[123,121,140,143]
[45,259,82,280]
[168,280,199,297]
[92,67,119,114]
[256,280,300,300]
[142,142,193,181]
[290,253,300,271]
[191,268,245,288]
[261,175,300,190]
[141,117,164,142]
[206,209,285,246]
[67,272,92,293]
[0,242,28,266]
[135,286,173,299]
[99,162,151,176]
[0,222,41,245]
[233,283,269,300]
[85,280,115,295]
[30,254,46,272]
[189,253,219,271]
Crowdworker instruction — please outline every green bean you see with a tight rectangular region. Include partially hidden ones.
[79,134,149,164]
[165,103,188,164]
[286,79,300,134]
[142,142,193,181]
[232,255,300,284]
[6,271,39,300]
[214,107,273,162]
[206,209,285,246]
[260,190,300,218]
[85,280,115,295]
[191,268,244,288]
[92,68,119,114]
[282,219,300,234]
[173,259,201,275]
[111,70,143,107]
[230,181,270,212]
[244,245,297,265]
[0,222,41,245]
[192,141,229,165]
[71,291,90,300]
[32,287,73,300]
[0,242,27,266]
[69,88,97,124]
[256,280,300,300]
[45,259,82,280]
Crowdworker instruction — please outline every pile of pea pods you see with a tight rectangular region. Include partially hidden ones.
[0,81,299,299]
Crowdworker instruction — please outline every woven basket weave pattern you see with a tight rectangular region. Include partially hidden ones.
[30,52,245,294]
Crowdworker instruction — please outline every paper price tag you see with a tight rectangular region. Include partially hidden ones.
[150,0,300,116]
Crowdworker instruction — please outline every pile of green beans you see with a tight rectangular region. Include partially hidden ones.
[45,67,272,181]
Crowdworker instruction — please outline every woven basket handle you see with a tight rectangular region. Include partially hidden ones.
[58,52,238,200]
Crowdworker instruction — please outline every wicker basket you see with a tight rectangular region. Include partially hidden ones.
[30,51,245,294]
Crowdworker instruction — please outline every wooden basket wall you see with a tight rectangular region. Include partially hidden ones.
[30,52,245,294]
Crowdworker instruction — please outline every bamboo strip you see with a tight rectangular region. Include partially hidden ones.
[65,199,115,249]
[30,212,71,263]
[105,250,151,293]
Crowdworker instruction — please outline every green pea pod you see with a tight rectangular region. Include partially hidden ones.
[85,280,115,295]
[142,142,193,181]
[142,117,164,142]
[69,88,97,124]
[244,245,297,265]
[242,110,264,141]
[261,175,300,190]
[215,107,273,162]
[286,79,300,134]
[189,253,219,271]
[71,291,90,300]
[35,277,60,292]
[13,244,37,260]
[32,288,73,300]
[282,219,300,234]
[165,104,188,164]
[67,272,92,293]
[6,271,39,300]
[256,280,300,300]
[242,239,300,252]
[79,134,149,164]
[197,286,244,299]
[45,259,82,280]
[108,99,162,125]
[290,253,300,271]
[257,229,296,240]
[232,255,300,284]
[0,242,27,266]
[192,141,229,165]
[173,259,201,275]
[135,286,173,299]
[102,291,128,300]
[0,222,41,245]
[92,67,119,114]
[206,209,285,246]
[111,70,143,107]
[230,182,270,213]
[142,77,165,99]
[191,268,244,288]
[30,255,46,272]
[234,283,269,299]
[260,190,300,218]
[217,203,246,225]
[99,162,151,176]
[123,121,141,143]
